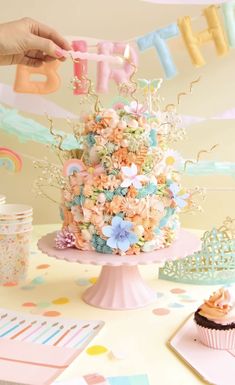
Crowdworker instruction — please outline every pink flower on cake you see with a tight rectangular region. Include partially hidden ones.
[82,164,104,183]
[55,229,76,249]
[124,101,147,115]
[121,163,148,189]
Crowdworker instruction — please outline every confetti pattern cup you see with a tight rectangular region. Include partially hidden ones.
[0,204,33,284]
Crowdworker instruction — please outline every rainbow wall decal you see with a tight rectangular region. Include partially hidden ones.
[0,147,22,172]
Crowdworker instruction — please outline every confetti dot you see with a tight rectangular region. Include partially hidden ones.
[52,297,70,305]
[36,264,50,270]
[152,308,170,316]
[2,282,18,287]
[76,278,90,286]
[86,345,108,356]
[171,288,186,294]
[37,302,51,309]
[43,311,61,317]
[168,302,184,308]
[156,292,164,299]
[89,277,98,284]
[179,294,192,299]
[21,285,35,290]
[31,276,45,285]
[22,302,37,308]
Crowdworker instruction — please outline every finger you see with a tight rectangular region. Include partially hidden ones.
[31,20,71,51]
[25,50,62,63]
[28,35,65,58]
[25,49,46,60]
[20,56,43,67]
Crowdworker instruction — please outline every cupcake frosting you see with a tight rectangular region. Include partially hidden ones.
[199,288,235,325]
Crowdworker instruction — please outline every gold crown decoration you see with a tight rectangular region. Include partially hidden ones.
[159,217,235,285]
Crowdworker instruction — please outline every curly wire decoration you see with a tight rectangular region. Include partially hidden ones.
[165,77,201,111]
[46,115,67,166]
[69,53,101,113]
[184,144,219,172]
[177,77,201,106]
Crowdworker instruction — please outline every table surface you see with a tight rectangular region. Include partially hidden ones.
[0,224,221,385]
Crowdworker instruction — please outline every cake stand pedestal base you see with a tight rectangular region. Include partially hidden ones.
[83,265,156,310]
[37,230,201,311]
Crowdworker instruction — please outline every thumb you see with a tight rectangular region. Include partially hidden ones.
[28,34,65,58]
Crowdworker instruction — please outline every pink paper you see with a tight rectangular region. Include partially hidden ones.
[0,83,77,119]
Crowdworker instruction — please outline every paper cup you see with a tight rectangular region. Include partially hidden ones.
[0,204,33,284]
[0,230,32,284]
[0,204,32,220]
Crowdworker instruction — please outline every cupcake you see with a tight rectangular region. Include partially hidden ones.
[194,287,235,350]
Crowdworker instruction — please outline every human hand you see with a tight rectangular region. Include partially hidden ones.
[0,17,70,66]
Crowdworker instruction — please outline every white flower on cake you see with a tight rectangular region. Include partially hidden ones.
[121,163,148,189]
[163,149,182,170]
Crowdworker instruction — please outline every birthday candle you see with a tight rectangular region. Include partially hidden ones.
[42,325,64,345]
[11,321,37,340]
[72,324,101,349]
[72,40,88,95]
[62,323,90,348]
[0,320,25,338]
[31,322,59,342]
[53,325,77,347]
[0,317,16,331]
[65,50,123,65]
[22,321,47,341]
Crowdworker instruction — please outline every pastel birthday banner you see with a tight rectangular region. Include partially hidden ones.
[12,1,235,95]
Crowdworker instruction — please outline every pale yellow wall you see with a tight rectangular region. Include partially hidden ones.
[0,0,234,229]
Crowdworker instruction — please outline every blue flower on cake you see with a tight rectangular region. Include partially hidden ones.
[121,163,148,189]
[102,216,138,252]
[169,182,189,209]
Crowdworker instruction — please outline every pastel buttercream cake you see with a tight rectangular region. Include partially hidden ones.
[56,104,190,255]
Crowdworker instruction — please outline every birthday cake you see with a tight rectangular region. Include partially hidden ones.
[55,94,191,255]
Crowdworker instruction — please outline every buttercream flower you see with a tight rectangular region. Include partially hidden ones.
[121,163,148,189]
[55,229,76,249]
[102,216,138,252]
[83,184,94,197]
[107,195,123,214]
[200,288,232,320]
[71,206,83,222]
[127,186,138,198]
[124,101,147,115]
[82,164,104,183]
[162,148,183,170]
[169,183,189,209]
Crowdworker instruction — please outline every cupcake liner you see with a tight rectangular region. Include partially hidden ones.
[196,323,235,350]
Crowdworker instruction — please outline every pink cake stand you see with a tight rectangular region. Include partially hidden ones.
[38,230,200,310]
